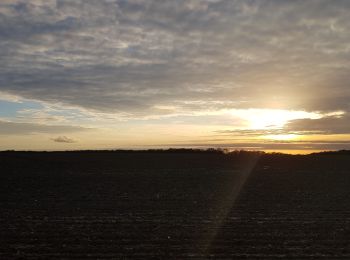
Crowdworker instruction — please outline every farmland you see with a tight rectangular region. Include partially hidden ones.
[1,150,350,259]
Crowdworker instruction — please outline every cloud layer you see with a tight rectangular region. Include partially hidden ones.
[1,0,350,117]
[285,114,350,135]
[0,119,87,135]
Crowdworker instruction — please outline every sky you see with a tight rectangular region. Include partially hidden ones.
[0,0,350,153]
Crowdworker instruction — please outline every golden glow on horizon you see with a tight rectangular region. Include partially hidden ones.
[263,134,299,141]
[262,149,324,155]
[0,101,348,152]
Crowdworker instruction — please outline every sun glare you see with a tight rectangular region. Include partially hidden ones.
[230,109,322,130]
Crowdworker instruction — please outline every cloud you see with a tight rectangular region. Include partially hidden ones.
[215,129,287,136]
[51,135,76,143]
[0,0,350,117]
[0,120,88,135]
[285,114,350,135]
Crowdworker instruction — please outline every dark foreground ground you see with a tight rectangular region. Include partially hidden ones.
[1,150,350,259]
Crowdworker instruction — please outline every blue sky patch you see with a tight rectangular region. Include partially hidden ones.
[0,100,43,118]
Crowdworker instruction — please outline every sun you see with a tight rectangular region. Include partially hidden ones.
[248,110,289,129]
[230,109,322,130]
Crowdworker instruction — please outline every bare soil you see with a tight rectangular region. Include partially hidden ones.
[1,151,350,259]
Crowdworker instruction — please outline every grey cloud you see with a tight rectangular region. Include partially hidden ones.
[285,114,350,135]
[51,135,76,143]
[0,120,88,135]
[1,0,350,115]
